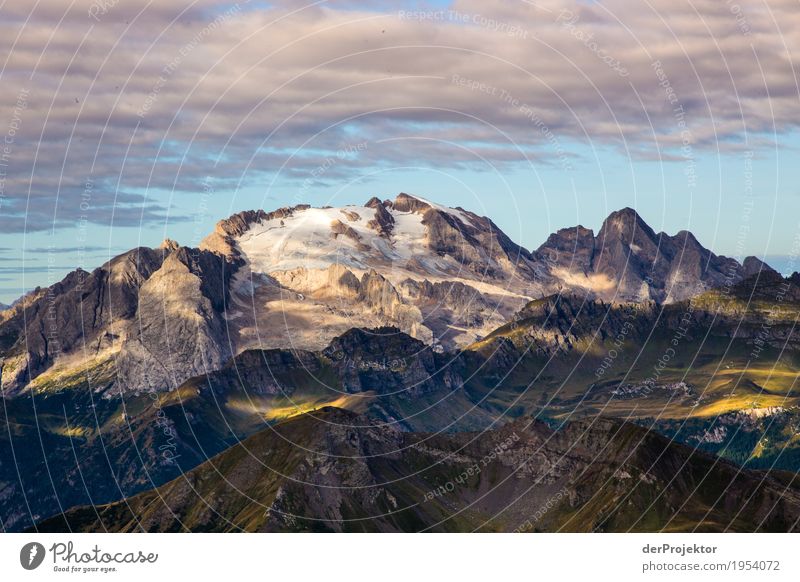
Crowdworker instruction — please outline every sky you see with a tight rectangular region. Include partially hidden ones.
[1,0,799,303]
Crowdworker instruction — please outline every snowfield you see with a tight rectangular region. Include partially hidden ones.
[237,200,463,278]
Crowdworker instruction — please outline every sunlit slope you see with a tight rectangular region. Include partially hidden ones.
[37,409,800,533]
[459,274,800,469]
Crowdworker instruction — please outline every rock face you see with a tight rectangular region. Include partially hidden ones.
[742,255,778,278]
[0,243,240,395]
[400,278,489,332]
[115,247,235,393]
[536,225,596,275]
[0,247,166,394]
[322,327,461,396]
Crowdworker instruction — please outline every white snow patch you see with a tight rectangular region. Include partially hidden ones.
[232,201,532,304]
[237,204,433,275]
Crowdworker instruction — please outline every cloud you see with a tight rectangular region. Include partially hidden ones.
[0,266,73,274]
[0,0,798,231]
[21,245,117,254]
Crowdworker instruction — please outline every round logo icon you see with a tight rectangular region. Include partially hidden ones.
[20,542,46,570]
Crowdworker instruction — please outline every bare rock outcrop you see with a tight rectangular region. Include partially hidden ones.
[322,327,461,397]
[536,207,753,302]
[0,247,166,393]
[115,247,235,393]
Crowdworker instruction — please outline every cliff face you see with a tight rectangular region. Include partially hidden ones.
[1,242,240,395]
[115,247,236,393]
[0,247,166,394]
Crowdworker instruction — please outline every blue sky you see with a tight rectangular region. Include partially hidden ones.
[2,0,799,303]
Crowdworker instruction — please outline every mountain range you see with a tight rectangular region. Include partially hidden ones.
[0,193,771,396]
[1,193,797,533]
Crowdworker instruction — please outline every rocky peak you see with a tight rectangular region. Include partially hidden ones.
[323,326,425,360]
[597,207,658,245]
[321,326,458,397]
[159,238,180,252]
[742,255,778,278]
[536,225,595,273]
[673,229,698,243]
[529,207,775,303]
[115,245,236,393]
[392,192,432,214]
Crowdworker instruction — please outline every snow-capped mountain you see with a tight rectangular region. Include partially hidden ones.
[198,193,538,357]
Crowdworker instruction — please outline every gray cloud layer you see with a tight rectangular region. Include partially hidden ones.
[0,0,798,232]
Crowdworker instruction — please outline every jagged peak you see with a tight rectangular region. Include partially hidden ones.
[322,325,425,358]
[608,206,641,219]
[332,325,404,342]
[598,207,657,242]
[199,205,312,256]
[159,238,180,252]
[365,199,395,237]
[213,195,476,244]
[393,192,433,214]
[601,207,647,227]
[568,224,593,235]
[214,205,311,237]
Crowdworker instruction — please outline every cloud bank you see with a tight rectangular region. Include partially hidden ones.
[0,0,798,232]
